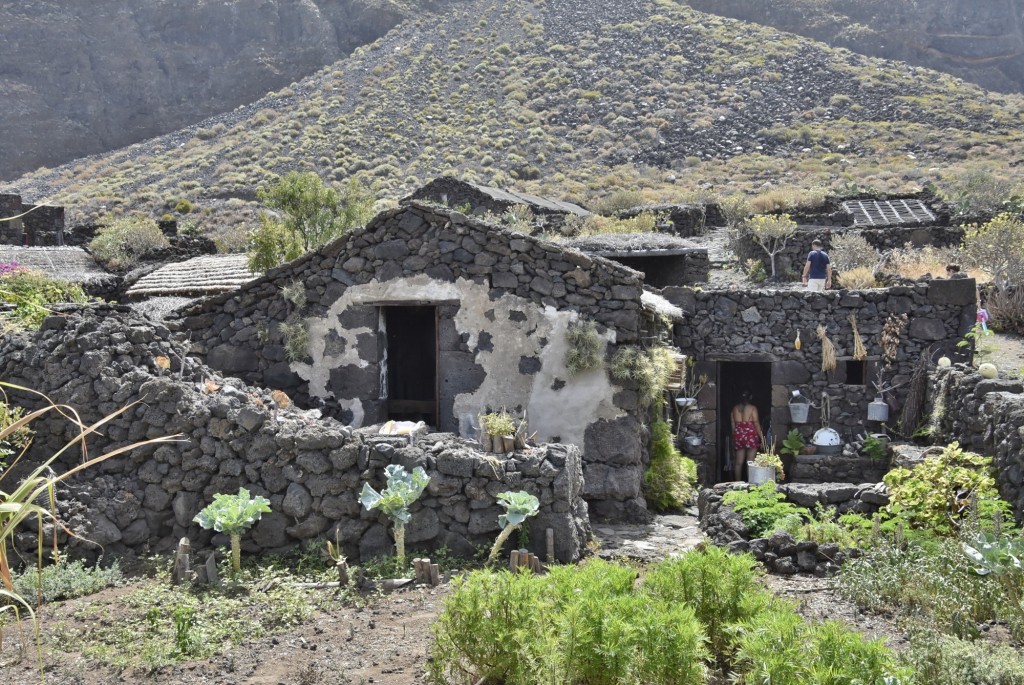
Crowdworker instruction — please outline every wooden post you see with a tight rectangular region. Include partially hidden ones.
[546,528,555,564]
[429,563,440,586]
[205,552,219,586]
[172,537,191,585]
[510,549,521,571]
[337,560,349,586]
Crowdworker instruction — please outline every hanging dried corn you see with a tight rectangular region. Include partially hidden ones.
[880,313,907,367]
[849,314,867,361]
[816,324,837,372]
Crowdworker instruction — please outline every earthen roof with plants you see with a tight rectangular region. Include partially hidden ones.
[0,246,108,282]
[124,255,254,298]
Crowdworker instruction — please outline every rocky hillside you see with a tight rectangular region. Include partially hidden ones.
[5,0,1024,229]
[686,0,1024,94]
[0,0,445,180]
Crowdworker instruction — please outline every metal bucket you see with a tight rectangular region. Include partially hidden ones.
[748,463,776,485]
[867,397,889,422]
[789,401,810,423]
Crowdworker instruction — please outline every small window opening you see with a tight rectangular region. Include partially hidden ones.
[845,360,865,385]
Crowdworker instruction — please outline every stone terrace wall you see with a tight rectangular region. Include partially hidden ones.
[23,204,65,246]
[673,279,976,482]
[175,202,653,520]
[735,226,965,277]
[930,366,1024,520]
[0,306,590,563]
[0,193,23,245]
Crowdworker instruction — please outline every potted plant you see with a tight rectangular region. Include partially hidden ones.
[779,429,805,459]
[749,444,785,485]
[675,358,708,410]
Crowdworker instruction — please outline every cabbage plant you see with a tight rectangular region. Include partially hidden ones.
[194,488,272,575]
[487,491,540,564]
[360,465,430,567]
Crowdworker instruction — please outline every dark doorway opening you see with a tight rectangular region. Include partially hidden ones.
[717,361,772,483]
[383,306,438,425]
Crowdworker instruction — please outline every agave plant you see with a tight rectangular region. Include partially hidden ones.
[487,491,540,565]
[360,464,429,568]
[193,488,272,575]
[0,382,180,672]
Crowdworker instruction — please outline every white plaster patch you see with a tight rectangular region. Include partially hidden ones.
[296,273,626,444]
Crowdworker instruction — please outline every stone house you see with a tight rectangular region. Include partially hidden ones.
[670,278,977,484]
[565,233,710,287]
[176,202,680,520]
[0,192,65,246]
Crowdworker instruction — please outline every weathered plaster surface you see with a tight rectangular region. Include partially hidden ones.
[291,274,624,447]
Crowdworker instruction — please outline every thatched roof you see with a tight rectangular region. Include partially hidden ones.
[841,199,936,226]
[641,290,684,321]
[125,254,254,298]
[0,246,107,281]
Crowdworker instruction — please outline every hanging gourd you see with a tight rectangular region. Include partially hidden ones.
[849,314,867,361]
[794,330,802,350]
[817,324,837,372]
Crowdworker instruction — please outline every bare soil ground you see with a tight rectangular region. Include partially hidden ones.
[2,583,447,685]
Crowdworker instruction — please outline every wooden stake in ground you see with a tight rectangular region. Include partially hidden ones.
[172,537,191,585]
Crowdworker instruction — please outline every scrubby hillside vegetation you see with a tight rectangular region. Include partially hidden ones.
[0,0,445,179]
[5,0,1024,229]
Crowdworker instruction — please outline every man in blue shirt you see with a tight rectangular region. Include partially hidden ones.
[801,239,832,291]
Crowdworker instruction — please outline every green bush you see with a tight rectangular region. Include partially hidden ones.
[723,482,809,538]
[643,418,697,511]
[884,441,1010,536]
[13,558,122,603]
[901,626,1024,685]
[431,551,903,684]
[89,216,170,269]
[0,267,89,330]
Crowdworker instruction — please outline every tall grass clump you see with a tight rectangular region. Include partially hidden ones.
[643,417,697,511]
[0,382,179,670]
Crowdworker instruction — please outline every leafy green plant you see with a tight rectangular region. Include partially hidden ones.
[962,212,1024,293]
[173,605,200,656]
[88,215,170,270]
[360,464,430,568]
[962,530,1024,609]
[883,441,1010,536]
[900,626,1024,685]
[248,172,374,272]
[744,257,768,283]
[13,558,122,604]
[644,418,697,511]
[564,320,604,375]
[193,488,272,575]
[486,491,540,564]
[779,429,805,459]
[723,482,808,538]
[861,434,887,462]
[0,392,33,472]
[753,444,785,480]
[0,267,89,331]
[480,410,516,437]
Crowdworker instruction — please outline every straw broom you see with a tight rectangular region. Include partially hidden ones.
[849,314,867,361]
[817,325,837,372]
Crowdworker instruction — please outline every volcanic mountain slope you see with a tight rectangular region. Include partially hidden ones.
[0,0,438,180]
[6,0,1024,227]
[686,0,1024,95]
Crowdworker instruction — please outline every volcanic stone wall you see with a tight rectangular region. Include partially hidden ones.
[673,279,976,483]
[0,194,23,245]
[23,205,65,246]
[0,306,590,563]
[176,202,657,520]
[929,366,1024,520]
[735,226,966,277]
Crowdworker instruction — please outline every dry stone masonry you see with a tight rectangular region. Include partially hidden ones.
[0,306,590,563]
[176,202,670,520]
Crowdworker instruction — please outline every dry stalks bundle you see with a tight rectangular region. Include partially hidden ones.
[816,325,837,372]
[881,313,908,366]
[849,314,867,361]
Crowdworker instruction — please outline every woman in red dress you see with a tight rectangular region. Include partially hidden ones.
[731,390,765,480]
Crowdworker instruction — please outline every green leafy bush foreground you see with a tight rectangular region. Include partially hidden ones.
[430,548,903,684]
[0,267,88,330]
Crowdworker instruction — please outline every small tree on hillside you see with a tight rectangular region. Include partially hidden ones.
[247,173,374,273]
[963,212,1024,293]
[744,213,798,279]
